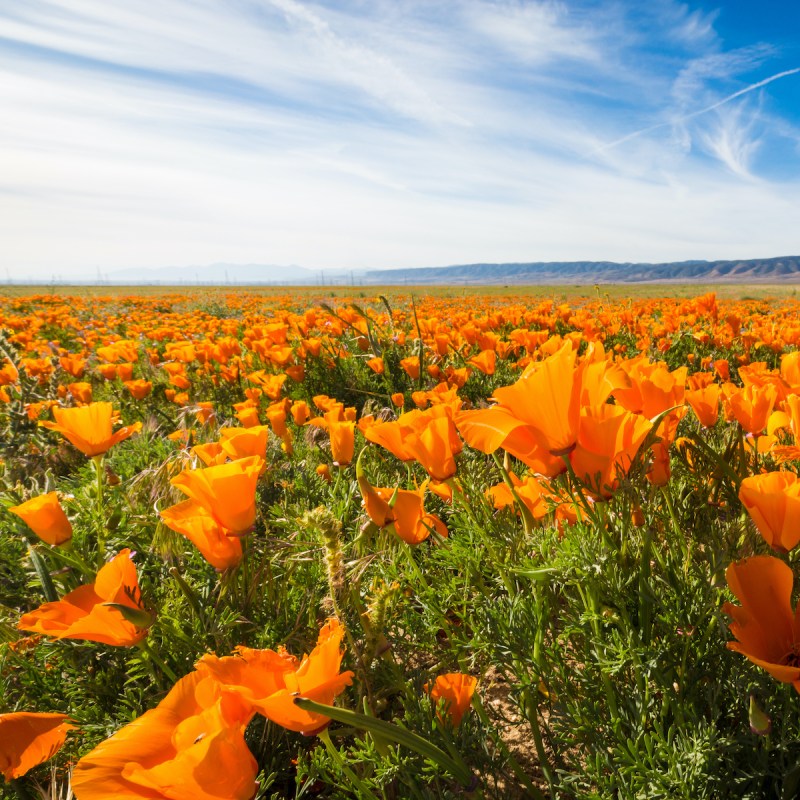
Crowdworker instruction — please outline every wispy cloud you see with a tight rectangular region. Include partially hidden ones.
[1,0,799,276]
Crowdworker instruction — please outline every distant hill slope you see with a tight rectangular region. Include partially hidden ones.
[361,256,800,285]
[19,255,800,286]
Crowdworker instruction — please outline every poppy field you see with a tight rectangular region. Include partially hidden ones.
[3,286,800,799]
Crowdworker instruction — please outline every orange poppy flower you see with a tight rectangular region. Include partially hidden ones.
[366,356,384,374]
[219,425,270,462]
[0,711,75,781]
[266,400,289,435]
[291,400,310,426]
[191,442,228,467]
[359,470,448,544]
[328,419,356,466]
[235,406,261,428]
[123,379,152,400]
[17,549,150,646]
[486,473,552,521]
[116,363,135,382]
[400,356,420,380]
[724,555,800,692]
[39,402,141,457]
[194,401,216,425]
[161,500,243,571]
[739,471,800,553]
[364,417,417,462]
[198,619,354,735]
[171,456,263,536]
[726,384,778,435]
[59,353,86,378]
[492,341,581,457]
[403,413,462,482]
[686,384,721,428]
[71,669,258,800]
[68,381,93,404]
[9,491,72,546]
[646,413,680,487]
[455,405,563,476]
[467,350,496,375]
[570,405,652,498]
[367,407,462,481]
[425,673,477,727]
[96,363,119,381]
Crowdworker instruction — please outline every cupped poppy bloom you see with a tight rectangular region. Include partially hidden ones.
[492,341,582,457]
[455,405,564,477]
[359,470,448,545]
[161,500,243,571]
[39,401,141,457]
[425,673,477,728]
[726,384,779,435]
[328,420,356,466]
[486,473,552,521]
[171,456,263,536]
[364,417,417,463]
[367,406,462,481]
[366,356,384,374]
[71,669,258,800]
[646,412,683,487]
[403,413,463,482]
[467,349,496,375]
[739,471,800,553]
[309,410,356,466]
[724,555,800,692]
[191,442,228,467]
[686,384,721,428]
[9,491,72,545]
[68,381,93,404]
[0,712,74,781]
[291,400,311,426]
[17,549,150,646]
[219,426,270,463]
[570,405,652,498]
[198,619,354,735]
[123,379,152,400]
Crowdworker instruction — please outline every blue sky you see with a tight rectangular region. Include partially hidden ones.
[1,0,799,277]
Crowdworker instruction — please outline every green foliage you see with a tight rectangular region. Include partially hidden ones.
[2,290,800,799]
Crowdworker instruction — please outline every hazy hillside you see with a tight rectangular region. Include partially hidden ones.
[360,256,800,285]
[11,256,800,286]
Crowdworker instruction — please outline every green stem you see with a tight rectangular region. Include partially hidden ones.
[522,689,556,796]
[92,455,106,565]
[580,583,622,733]
[639,527,653,646]
[137,638,178,684]
[448,477,516,596]
[660,485,686,557]
[318,728,381,800]
[491,452,535,537]
[169,567,206,630]
[295,698,475,788]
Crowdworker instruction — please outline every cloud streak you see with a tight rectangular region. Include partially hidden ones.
[594,65,800,155]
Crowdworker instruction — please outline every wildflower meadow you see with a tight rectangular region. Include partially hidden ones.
[3,286,800,799]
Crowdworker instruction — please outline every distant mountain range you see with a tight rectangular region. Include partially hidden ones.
[363,256,800,285]
[10,255,800,285]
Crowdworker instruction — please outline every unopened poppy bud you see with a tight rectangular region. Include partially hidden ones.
[749,695,771,736]
[316,463,332,483]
